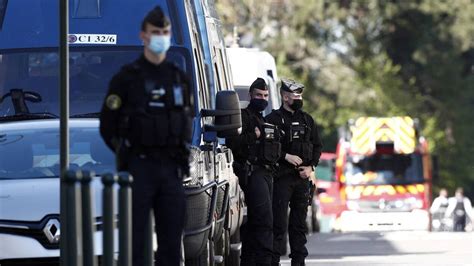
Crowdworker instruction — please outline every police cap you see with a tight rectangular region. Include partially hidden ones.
[249,77,268,92]
[280,78,304,94]
[142,6,171,29]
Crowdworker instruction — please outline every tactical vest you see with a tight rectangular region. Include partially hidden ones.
[123,63,193,150]
[454,198,466,217]
[244,109,281,165]
[275,110,313,164]
[439,200,449,213]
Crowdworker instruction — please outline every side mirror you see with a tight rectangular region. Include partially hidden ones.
[201,90,242,138]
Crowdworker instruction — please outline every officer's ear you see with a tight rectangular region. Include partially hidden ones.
[139,31,148,44]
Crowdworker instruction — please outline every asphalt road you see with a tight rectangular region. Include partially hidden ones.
[279,231,473,265]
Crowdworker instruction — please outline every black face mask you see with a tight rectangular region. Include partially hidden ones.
[290,99,303,111]
[249,98,268,112]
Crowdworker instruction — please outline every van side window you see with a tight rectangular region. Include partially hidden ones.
[194,42,209,108]
[218,49,232,90]
[214,62,222,92]
[186,0,209,109]
[193,47,207,109]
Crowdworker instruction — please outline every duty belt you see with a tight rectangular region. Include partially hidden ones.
[251,164,273,172]
[132,146,180,159]
[276,166,298,177]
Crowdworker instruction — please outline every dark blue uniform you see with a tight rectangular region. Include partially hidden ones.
[266,107,322,266]
[453,198,467,232]
[227,105,281,266]
[99,55,192,265]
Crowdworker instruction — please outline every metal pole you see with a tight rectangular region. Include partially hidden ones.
[81,170,98,266]
[102,173,117,266]
[118,172,133,266]
[65,170,83,266]
[144,210,154,266]
[59,0,69,264]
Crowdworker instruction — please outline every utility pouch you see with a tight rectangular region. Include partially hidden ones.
[169,109,193,145]
[301,143,313,164]
[116,139,130,171]
[260,123,281,164]
[289,122,305,142]
[289,121,313,163]
[129,112,168,147]
[233,161,250,187]
[308,181,316,206]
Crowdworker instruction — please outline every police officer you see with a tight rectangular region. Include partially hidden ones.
[430,188,449,231]
[227,78,281,266]
[99,6,192,266]
[445,187,474,232]
[266,79,322,266]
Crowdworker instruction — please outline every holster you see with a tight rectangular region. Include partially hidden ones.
[308,181,316,206]
[276,166,297,179]
[116,138,130,171]
[233,161,250,187]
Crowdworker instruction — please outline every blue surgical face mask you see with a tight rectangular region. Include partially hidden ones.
[148,35,171,55]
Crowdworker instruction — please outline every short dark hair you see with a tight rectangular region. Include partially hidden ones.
[249,78,268,93]
[141,6,171,31]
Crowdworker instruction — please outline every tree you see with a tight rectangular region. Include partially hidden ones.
[216,0,474,196]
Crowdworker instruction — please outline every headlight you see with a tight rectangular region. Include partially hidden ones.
[395,200,404,208]
[405,197,424,210]
[346,200,360,211]
[187,146,205,186]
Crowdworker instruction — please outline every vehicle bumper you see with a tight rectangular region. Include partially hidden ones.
[339,209,430,232]
[0,234,59,260]
[0,231,115,261]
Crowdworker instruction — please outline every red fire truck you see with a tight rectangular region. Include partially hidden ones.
[328,117,434,231]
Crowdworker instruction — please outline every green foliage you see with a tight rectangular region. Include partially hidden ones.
[216,0,474,197]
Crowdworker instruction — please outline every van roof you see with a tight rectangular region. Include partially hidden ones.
[226,47,277,87]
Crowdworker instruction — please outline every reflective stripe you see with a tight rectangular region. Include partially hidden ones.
[350,117,416,155]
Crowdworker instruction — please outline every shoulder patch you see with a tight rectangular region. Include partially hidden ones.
[106,94,122,110]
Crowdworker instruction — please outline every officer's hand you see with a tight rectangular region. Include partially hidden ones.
[255,127,261,138]
[298,166,312,179]
[285,154,302,166]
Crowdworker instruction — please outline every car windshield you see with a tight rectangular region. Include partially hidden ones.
[344,153,424,185]
[0,47,189,117]
[0,125,114,179]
